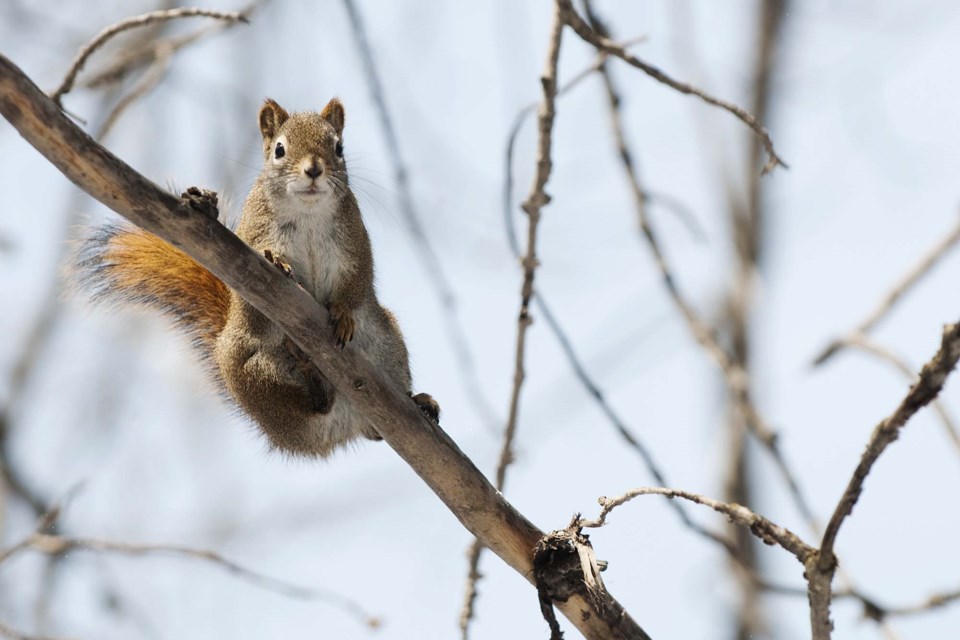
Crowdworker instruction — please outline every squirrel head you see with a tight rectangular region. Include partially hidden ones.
[257,98,348,209]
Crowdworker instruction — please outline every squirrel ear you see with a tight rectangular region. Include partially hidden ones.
[320,98,345,135]
[258,99,289,140]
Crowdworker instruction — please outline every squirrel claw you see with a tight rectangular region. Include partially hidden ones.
[264,249,295,279]
[411,392,440,424]
[329,304,355,348]
[181,186,219,220]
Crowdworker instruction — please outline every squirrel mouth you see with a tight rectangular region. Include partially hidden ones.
[296,186,325,197]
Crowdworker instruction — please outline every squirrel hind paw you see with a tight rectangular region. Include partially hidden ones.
[181,186,219,220]
[411,392,440,424]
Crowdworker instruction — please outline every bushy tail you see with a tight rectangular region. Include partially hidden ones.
[75,224,230,353]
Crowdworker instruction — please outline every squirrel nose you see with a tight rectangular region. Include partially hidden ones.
[304,161,323,179]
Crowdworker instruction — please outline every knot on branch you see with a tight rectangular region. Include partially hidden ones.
[522,192,551,215]
[533,520,628,639]
[534,528,597,605]
[859,596,886,623]
[28,533,70,554]
[746,512,785,548]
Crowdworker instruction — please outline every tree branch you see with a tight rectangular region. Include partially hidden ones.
[819,321,960,567]
[813,211,960,366]
[579,487,814,564]
[556,0,786,174]
[0,532,380,627]
[0,53,649,640]
[51,7,248,104]
[808,320,960,638]
[462,6,567,636]
[0,620,74,640]
[843,333,960,455]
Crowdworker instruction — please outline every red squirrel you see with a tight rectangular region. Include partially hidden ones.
[77,98,439,457]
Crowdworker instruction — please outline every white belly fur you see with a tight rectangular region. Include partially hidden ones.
[270,199,388,450]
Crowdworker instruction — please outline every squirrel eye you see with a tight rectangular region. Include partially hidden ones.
[335,140,344,158]
[274,141,285,159]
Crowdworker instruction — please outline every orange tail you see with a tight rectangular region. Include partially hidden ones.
[75,224,230,354]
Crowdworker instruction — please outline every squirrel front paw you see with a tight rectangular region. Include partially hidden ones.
[181,186,219,220]
[263,248,293,278]
[328,303,355,349]
[411,392,441,424]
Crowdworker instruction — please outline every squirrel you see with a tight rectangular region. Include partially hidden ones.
[76,97,440,457]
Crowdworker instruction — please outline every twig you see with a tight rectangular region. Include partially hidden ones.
[807,321,960,638]
[880,586,960,618]
[457,542,484,638]
[95,44,173,140]
[844,333,960,455]
[579,487,815,563]
[813,212,960,366]
[568,0,814,539]
[556,0,786,174]
[0,51,649,640]
[717,1,787,636]
[504,40,642,256]
[510,1,739,560]
[501,43,709,515]
[340,0,499,430]
[0,620,75,640]
[759,577,960,623]
[819,321,960,563]
[0,533,378,626]
[81,0,263,92]
[0,538,29,566]
[0,487,380,627]
[51,7,247,104]
[461,6,564,638]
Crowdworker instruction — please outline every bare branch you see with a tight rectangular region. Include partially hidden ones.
[462,6,566,637]
[502,0,564,491]
[0,52,648,640]
[0,538,29,566]
[81,0,262,92]
[0,620,75,640]
[458,542,484,639]
[881,585,960,618]
[813,212,960,366]
[569,0,815,545]
[579,487,815,563]
[500,42,720,546]
[717,1,788,635]
[844,333,960,455]
[95,45,173,140]
[556,0,787,174]
[51,7,248,104]
[819,321,960,567]
[761,577,960,623]
[805,321,960,638]
[1,533,379,627]
[553,0,741,560]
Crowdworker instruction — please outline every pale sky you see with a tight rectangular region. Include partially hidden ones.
[2,1,960,638]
